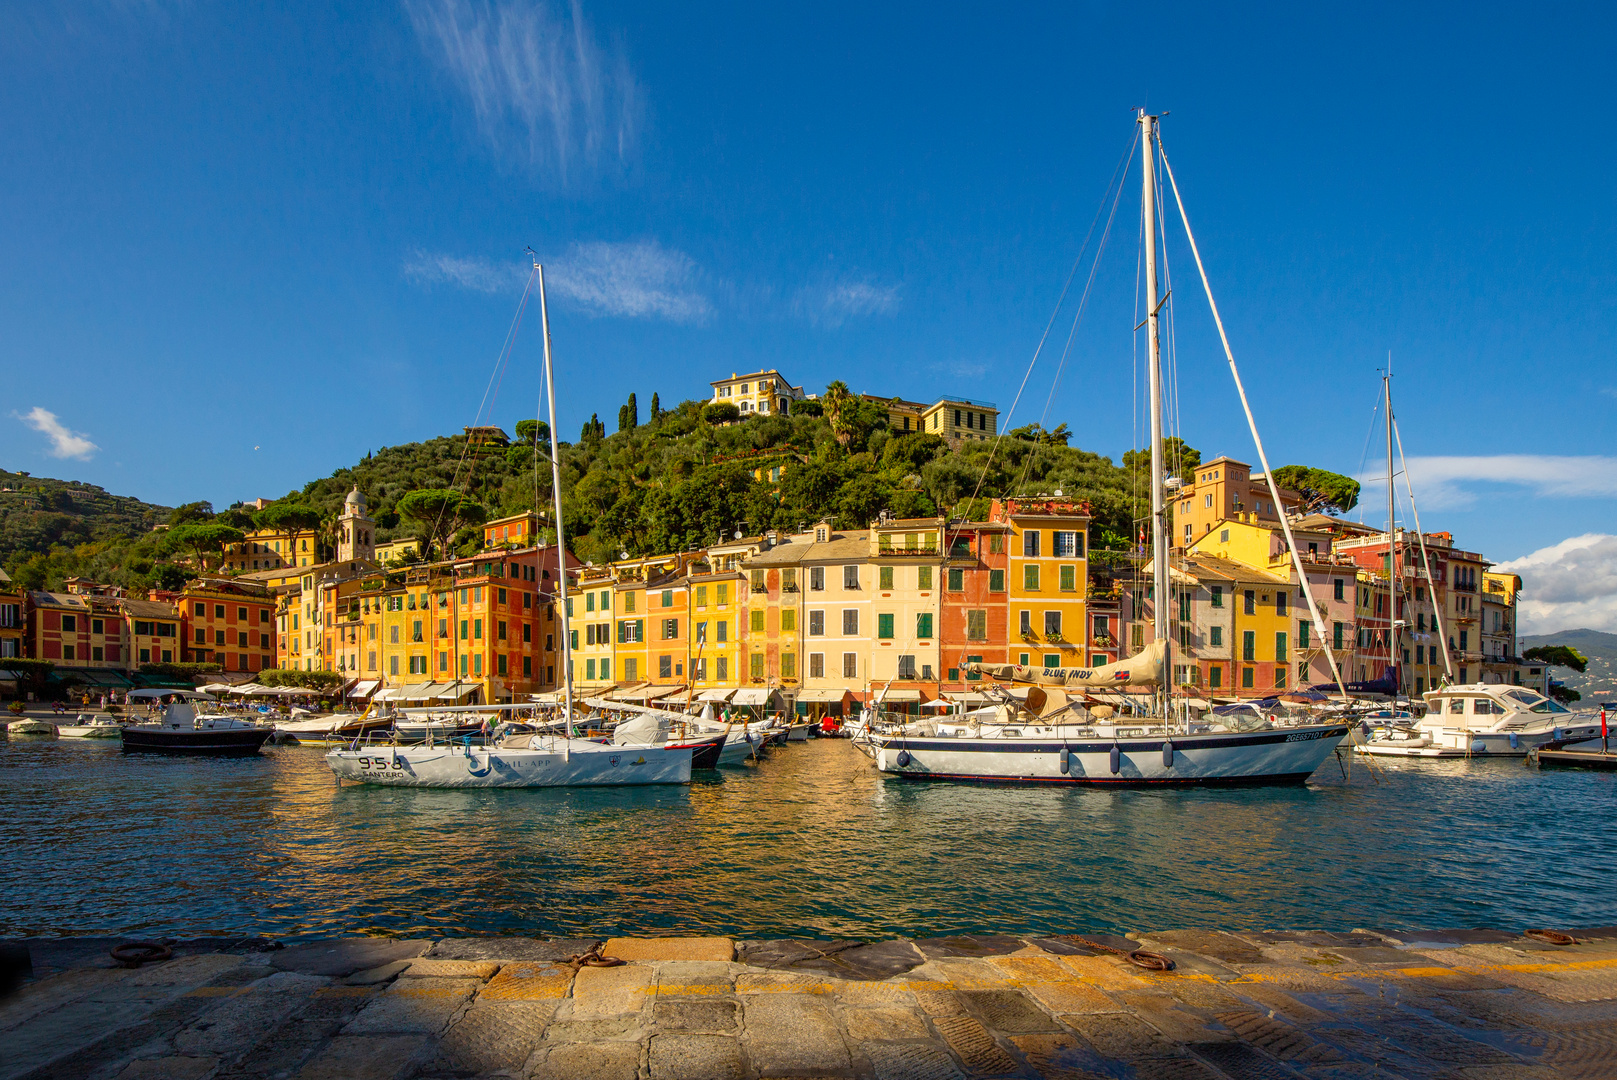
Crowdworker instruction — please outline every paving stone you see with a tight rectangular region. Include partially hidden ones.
[985,956,1070,984]
[1060,1012,1173,1059]
[116,1055,220,1079]
[736,971,833,994]
[341,977,481,1035]
[834,981,918,1006]
[1214,1010,1342,1066]
[958,988,1062,1034]
[293,1033,431,1079]
[345,961,412,986]
[742,993,852,1075]
[1055,955,1154,993]
[1241,932,1392,949]
[528,1041,642,1080]
[914,935,1029,959]
[863,1042,966,1080]
[653,998,739,1033]
[0,966,137,1034]
[842,1006,930,1042]
[1139,931,1269,966]
[217,1017,340,1078]
[540,1017,645,1043]
[429,1000,554,1075]
[427,937,598,962]
[1113,991,1232,1044]
[397,958,500,980]
[129,954,249,987]
[173,973,328,1057]
[1008,1032,1115,1080]
[1029,938,1104,957]
[654,961,735,996]
[1161,978,1247,1011]
[1127,1057,1223,1079]
[912,990,967,1017]
[273,940,432,978]
[1192,1040,1308,1078]
[479,961,574,1002]
[736,939,862,969]
[1234,983,1332,1023]
[304,986,381,1021]
[648,1033,742,1080]
[1020,980,1120,1016]
[602,937,733,963]
[570,964,652,1018]
[932,1014,1019,1075]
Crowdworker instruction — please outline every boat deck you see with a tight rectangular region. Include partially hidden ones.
[6,925,1617,1079]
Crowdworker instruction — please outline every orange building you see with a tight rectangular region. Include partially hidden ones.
[938,521,1011,692]
[179,579,277,674]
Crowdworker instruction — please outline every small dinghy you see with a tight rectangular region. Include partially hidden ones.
[58,715,123,739]
[6,717,57,736]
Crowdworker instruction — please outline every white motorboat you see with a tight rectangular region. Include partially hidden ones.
[1356,683,1600,758]
[58,715,123,739]
[7,717,57,735]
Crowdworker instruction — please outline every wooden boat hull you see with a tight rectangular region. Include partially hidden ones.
[326,739,692,788]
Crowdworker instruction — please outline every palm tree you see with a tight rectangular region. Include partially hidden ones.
[823,381,854,446]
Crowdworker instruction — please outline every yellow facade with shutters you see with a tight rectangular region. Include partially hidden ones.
[866,519,944,686]
[994,498,1089,670]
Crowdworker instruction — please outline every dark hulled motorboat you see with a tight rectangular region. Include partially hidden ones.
[121,704,272,756]
[668,731,727,769]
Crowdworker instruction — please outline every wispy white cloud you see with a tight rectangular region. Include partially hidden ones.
[1497,533,1617,635]
[1358,454,1617,510]
[793,279,900,328]
[17,407,98,460]
[1600,386,1617,401]
[547,240,710,322]
[404,240,710,323]
[405,0,638,183]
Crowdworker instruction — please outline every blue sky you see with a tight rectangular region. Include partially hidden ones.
[4,1,1616,631]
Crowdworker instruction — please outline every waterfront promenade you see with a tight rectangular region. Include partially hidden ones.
[5,926,1616,1079]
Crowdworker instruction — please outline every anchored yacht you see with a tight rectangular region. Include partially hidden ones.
[1356,683,1600,758]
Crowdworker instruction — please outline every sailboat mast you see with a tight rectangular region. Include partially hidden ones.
[536,264,573,760]
[1140,110,1170,713]
[1384,373,1396,696]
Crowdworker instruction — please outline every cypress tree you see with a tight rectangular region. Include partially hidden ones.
[650,393,661,420]
[626,393,638,430]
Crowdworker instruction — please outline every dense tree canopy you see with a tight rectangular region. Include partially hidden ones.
[1272,465,1361,513]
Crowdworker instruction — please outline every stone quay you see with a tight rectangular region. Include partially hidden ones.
[4,926,1617,1079]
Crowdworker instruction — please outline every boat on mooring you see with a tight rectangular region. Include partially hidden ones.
[121,704,273,755]
[871,111,1348,786]
[325,256,692,789]
[1356,683,1602,758]
[58,714,123,739]
[6,717,57,736]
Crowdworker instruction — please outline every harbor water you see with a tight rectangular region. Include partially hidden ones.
[2,736,1614,941]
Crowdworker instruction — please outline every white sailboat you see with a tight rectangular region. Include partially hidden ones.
[868,112,1349,785]
[325,258,692,789]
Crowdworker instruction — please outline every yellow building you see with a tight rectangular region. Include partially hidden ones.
[919,397,998,448]
[0,568,24,662]
[613,575,649,687]
[866,516,945,701]
[572,566,617,691]
[375,538,421,565]
[222,527,318,573]
[689,564,742,693]
[1173,457,1302,551]
[709,369,804,417]
[994,497,1090,670]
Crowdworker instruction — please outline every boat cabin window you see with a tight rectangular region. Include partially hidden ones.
[1471,698,1500,715]
[1530,697,1569,714]
[1448,698,1465,714]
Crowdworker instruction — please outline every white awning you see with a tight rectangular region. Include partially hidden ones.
[347,679,381,699]
[372,687,402,701]
[875,689,924,703]
[946,692,994,705]
[529,691,566,703]
[696,688,735,702]
[732,688,777,706]
[395,681,439,700]
[433,683,479,701]
[795,688,850,703]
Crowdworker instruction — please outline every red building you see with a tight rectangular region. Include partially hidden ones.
[938,520,1011,693]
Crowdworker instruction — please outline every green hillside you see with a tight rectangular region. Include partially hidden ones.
[1519,628,1617,703]
[2,385,1361,594]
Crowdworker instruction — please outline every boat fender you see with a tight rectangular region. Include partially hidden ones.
[1553,727,1563,742]
[895,749,911,767]
[1162,741,1174,768]
[1358,721,1370,739]
[1508,732,1519,750]
[1470,739,1487,754]
[1059,748,1070,774]
[1109,745,1121,774]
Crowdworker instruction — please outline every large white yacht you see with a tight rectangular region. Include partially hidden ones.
[1356,683,1599,758]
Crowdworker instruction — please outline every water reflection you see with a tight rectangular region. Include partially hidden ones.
[2,737,1613,940]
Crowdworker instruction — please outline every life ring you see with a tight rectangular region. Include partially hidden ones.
[110,941,173,968]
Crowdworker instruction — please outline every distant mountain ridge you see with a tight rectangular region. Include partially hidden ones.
[1519,628,1617,702]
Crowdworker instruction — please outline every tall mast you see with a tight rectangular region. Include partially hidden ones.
[1140,110,1170,715]
[537,263,573,760]
[1384,372,1396,696]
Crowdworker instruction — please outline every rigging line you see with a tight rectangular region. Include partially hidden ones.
[432,264,538,555]
[1354,385,1383,526]
[948,125,1138,536]
[1153,154,1183,484]
[1012,140,1134,499]
[1155,130,1349,700]
[1391,404,1455,683]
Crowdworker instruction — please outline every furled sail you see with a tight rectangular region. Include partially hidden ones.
[965,640,1164,687]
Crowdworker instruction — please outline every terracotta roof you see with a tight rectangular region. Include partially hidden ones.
[122,599,179,619]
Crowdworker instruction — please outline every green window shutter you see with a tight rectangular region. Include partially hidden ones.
[917,613,933,639]
[1275,631,1287,661]
[877,613,894,639]
[1242,630,1254,661]
[1043,653,1060,668]
[1060,565,1075,591]
[879,566,894,589]
[988,569,1004,592]
[948,568,964,591]
[1024,565,1039,590]
[918,566,933,590]
[750,609,765,632]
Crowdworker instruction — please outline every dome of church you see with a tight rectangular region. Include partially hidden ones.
[344,487,367,514]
